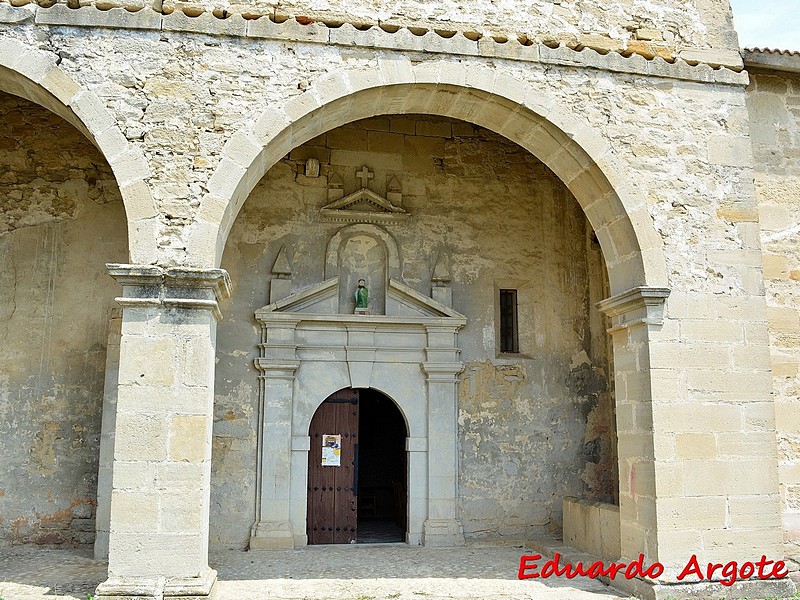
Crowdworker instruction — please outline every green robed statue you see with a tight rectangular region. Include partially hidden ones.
[355,278,368,310]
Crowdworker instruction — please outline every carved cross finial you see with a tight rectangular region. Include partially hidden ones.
[356,166,374,189]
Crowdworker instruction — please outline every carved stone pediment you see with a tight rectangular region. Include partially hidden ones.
[256,278,464,320]
[320,188,409,224]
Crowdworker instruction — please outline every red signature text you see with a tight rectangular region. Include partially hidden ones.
[518,553,789,587]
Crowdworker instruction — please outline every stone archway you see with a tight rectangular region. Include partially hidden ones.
[198,63,672,567]
[196,60,668,297]
[0,38,157,264]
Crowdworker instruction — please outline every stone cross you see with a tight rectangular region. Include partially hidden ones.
[356,166,373,189]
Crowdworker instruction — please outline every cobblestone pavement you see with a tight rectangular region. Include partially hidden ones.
[0,543,629,600]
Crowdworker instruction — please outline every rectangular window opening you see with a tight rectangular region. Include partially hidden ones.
[499,289,519,354]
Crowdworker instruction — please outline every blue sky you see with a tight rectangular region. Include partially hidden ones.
[728,0,800,50]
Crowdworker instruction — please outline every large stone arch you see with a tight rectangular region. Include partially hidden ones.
[0,37,157,263]
[197,58,668,294]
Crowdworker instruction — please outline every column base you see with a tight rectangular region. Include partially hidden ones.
[422,519,464,547]
[613,573,796,600]
[95,568,217,600]
[249,521,296,549]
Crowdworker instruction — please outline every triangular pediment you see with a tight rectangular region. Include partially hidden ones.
[321,188,409,224]
[387,279,465,319]
[255,277,465,322]
[256,278,338,316]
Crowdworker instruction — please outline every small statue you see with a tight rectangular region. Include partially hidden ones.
[355,279,369,311]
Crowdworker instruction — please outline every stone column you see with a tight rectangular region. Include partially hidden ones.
[95,308,122,560]
[95,265,230,600]
[598,287,670,565]
[250,317,300,549]
[599,286,796,599]
[421,324,465,547]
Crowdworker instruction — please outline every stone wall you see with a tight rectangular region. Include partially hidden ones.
[748,68,800,560]
[212,116,614,548]
[0,92,127,547]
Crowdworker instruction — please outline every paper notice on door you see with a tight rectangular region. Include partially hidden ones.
[321,434,341,467]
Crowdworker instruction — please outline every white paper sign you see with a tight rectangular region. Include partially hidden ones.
[321,434,341,467]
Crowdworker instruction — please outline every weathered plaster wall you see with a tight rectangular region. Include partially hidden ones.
[212,115,613,548]
[748,69,800,560]
[0,92,127,547]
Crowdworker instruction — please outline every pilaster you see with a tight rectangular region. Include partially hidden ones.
[250,319,301,549]
[421,324,465,547]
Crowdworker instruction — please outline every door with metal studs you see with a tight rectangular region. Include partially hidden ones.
[307,388,359,544]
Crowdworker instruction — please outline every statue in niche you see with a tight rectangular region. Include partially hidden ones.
[354,279,369,314]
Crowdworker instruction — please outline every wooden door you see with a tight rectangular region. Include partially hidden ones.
[307,388,359,544]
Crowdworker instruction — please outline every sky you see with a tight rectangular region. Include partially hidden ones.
[728,0,800,51]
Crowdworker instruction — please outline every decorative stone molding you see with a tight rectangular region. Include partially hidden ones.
[250,269,466,548]
[11,3,749,76]
[596,286,671,332]
[106,263,231,320]
[320,188,409,224]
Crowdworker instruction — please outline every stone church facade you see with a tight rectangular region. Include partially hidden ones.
[0,0,798,598]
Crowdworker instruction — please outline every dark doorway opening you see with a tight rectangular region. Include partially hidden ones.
[356,389,407,543]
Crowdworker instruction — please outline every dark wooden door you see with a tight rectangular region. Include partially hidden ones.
[307,389,359,544]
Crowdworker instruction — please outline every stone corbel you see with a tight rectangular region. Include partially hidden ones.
[596,286,671,333]
[106,264,231,320]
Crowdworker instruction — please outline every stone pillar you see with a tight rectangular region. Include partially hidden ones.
[421,324,464,547]
[599,286,796,600]
[95,308,122,560]
[95,265,230,600]
[598,287,670,565]
[250,317,300,549]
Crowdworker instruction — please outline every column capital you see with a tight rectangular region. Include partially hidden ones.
[422,361,464,382]
[596,286,670,332]
[254,358,301,378]
[107,264,231,320]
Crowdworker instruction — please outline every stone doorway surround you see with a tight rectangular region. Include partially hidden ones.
[249,276,467,549]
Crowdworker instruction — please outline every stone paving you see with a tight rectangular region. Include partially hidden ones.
[0,543,630,600]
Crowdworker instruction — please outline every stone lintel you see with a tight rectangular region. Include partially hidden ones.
[596,286,670,332]
[107,263,231,320]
